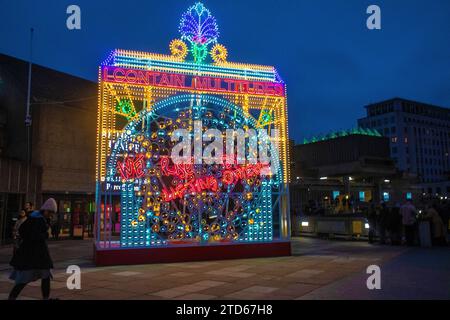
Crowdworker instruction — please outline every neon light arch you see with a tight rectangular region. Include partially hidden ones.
[105,94,281,247]
[96,2,291,252]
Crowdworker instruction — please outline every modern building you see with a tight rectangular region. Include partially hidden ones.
[0,53,97,243]
[290,128,418,216]
[358,97,450,196]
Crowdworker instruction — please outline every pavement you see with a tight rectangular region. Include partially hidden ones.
[0,237,449,300]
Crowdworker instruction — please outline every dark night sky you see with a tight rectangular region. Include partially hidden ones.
[1,0,450,143]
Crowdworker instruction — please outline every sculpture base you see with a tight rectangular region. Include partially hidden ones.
[94,241,291,266]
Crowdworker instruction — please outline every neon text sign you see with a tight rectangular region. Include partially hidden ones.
[102,66,285,97]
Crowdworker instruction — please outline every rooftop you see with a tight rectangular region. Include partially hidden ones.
[300,127,382,145]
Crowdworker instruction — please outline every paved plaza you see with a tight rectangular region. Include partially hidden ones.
[0,238,449,300]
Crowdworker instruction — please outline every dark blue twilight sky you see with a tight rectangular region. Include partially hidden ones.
[1,0,450,143]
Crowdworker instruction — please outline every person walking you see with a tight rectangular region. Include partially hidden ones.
[424,204,448,246]
[400,201,417,246]
[50,211,61,240]
[388,203,402,245]
[8,198,57,300]
[367,202,377,244]
[378,203,389,244]
[24,202,34,217]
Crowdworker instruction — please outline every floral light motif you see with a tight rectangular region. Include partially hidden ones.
[179,2,220,64]
[179,2,219,46]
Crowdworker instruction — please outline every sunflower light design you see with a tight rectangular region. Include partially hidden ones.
[210,44,228,63]
[169,39,188,60]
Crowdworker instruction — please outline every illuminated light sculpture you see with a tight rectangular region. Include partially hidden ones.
[95,2,291,265]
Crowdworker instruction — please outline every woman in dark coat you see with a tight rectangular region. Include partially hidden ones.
[8,198,57,300]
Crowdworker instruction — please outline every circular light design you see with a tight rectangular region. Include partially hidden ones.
[169,39,188,60]
[210,44,228,63]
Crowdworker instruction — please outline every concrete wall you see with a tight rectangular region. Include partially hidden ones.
[33,103,96,194]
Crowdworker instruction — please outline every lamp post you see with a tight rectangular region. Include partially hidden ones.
[25,28,34,202]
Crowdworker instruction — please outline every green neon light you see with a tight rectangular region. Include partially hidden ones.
[301,127,383,145]
[115,99,136,120]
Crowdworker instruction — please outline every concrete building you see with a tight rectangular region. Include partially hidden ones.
[290,129,418,216]
[0,54,97,243]
[358,98,450,196]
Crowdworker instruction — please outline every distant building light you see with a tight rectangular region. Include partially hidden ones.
[296,176,300,180]
[320,177,328,180]
[349,177,354,181]
[301,221,309,227]
[365,223,370,229]
[384,179,390,183]
[359,191,365,202]
[332,191,340,200]
[406,192,412,200]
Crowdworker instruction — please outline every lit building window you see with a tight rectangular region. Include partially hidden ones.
[359,191,365,202]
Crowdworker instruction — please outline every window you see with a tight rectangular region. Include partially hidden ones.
[332,191,340,200]
[406,192,412,200]
[391,137,398,143]
[359,191,365,202]
[383,192,390,202]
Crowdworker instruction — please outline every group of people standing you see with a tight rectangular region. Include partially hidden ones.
[367,201,448,246]
[8,199,57,300]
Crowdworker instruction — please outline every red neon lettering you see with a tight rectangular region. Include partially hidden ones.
[102,67,285,97]
[159,73,172,86]
[125,70,137,83]
[117,154,145,180]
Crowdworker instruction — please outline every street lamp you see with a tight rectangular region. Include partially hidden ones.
[25,27,34,203]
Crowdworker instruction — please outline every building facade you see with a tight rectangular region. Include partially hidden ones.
[290,130,418,216]
[0,53,97,243]
[358,98,450,196]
